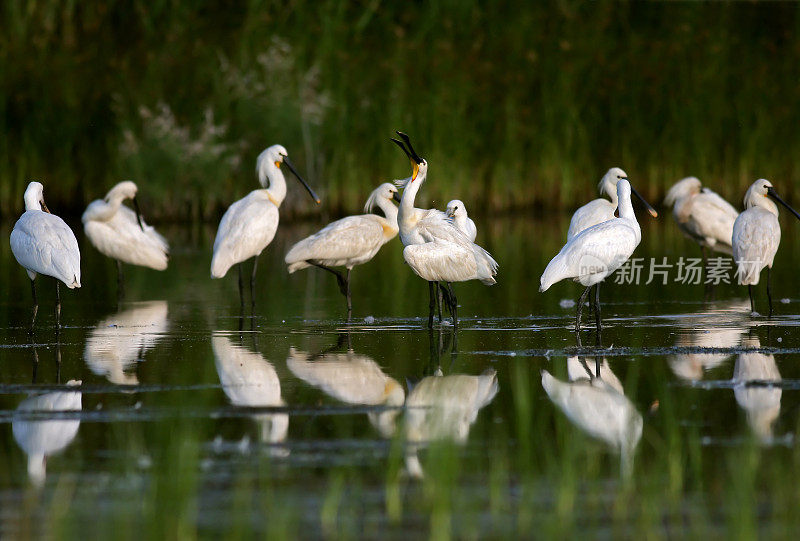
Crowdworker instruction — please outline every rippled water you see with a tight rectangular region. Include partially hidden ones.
[1,214,800,537]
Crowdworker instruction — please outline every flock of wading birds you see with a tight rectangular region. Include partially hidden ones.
[8,132,800,334]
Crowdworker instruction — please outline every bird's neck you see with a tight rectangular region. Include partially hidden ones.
[375,198,399,230]
[617,195,642,243]
[398,174,424,233]
[264,166,287,207]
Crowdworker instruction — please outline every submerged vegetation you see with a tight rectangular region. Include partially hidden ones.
[2,1,800,220]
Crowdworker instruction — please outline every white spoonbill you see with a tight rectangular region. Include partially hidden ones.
[445,199,477,242]
[567,167,627,240]
[10,182,81,333]
[285,183,401,314]
[211,145,320,307]
[391,132,498,328]
[663,176,739,259]
[732,179,800,314]
[13,380,82,487]
[540,178,657,333]
[82,181,169,297]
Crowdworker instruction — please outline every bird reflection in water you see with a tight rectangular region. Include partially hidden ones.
[13,380,82,487]
[84,301,169,385]
[734,335,781,444]
[542,356,642,478]
[668,300,750,382]
[212,334,288,456]
[287,333,405,437]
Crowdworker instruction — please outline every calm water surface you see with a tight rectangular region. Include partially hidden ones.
[1,214,800,538]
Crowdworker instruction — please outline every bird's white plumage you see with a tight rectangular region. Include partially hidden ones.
[285,183,399,272]
[541,369,642,474]
[396,162,498,286]
[211,145,293,279]
[287,347,404,437]
[212,335,288,446]
[734,336,781,442]
[84,301,169,385]
[732,179,781,286]
[10,182,81,287]
[446,199,477,242]
[566,167,626,240]
[541,179,641,291]
[566,356,623,394]
[82,181,169,270]
[664,177,739,255]
[12,380,82,486]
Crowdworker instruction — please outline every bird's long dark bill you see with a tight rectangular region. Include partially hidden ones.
[768,187,800,221]
[132,197,145,231]
[390,137,420,179]
[283,156,321,204]
[630,185,658,218]
[41,200,51,213]
[392,191,402,203]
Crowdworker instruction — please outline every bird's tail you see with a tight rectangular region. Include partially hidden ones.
[735,258,762,285]
[473,245,498,285]
[539,254,568,292]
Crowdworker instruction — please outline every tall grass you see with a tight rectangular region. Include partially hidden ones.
[2,1,800,220]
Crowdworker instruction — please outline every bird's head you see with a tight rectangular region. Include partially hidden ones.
[600,167,628,198]
[257,144,320,204]
[745,178,800,220]
[391,131,427,187]
[364,182,402,213]
[446,199,466,219]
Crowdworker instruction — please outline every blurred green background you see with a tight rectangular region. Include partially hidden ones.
[2,1,799,221]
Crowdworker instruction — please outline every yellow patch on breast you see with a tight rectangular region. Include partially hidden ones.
[381,221,398,238]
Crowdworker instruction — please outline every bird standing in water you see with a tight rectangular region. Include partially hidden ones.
[10,182,81,333]
[732,178,800,314]
[211,145,320,308]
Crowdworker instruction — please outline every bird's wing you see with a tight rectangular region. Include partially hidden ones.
[686,191,739,247]
[732,209,780,284]
[11,212,81,286]
[117,206,170,253]
[403,239,478,282]
[567,199,615,240]
[285,215,385,265]
[212,193,279,274]
[416,210,466,244]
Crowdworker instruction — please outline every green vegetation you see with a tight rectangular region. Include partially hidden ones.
[3,2,800,220]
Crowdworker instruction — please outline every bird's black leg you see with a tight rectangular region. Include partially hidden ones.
[575,285,592,334]
[55,280,61,334]
[345,268,352,316]
[238,263,245,310]
[701,245,708,282]
[748,284,755,314]
[447,282,458,329]
[116,259,125,302]
[767,267,773,317]
[428,281,436,329]
[437,283,444,322]
[250,254,260,311]
[592,282,602,332]
[28,279,38,335]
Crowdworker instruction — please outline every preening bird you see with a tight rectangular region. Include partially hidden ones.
[663,176,738,259]
[211,145,320,307]
[540,177,657,334]
[391,132,498,328]
[732,179,800,314]
[82,181,169,298]
[10,182,81,332]
[445,199,477,242]
[567,168,627,240]
[285,183,401,314]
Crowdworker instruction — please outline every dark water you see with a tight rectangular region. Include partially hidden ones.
[1,214,800,538]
